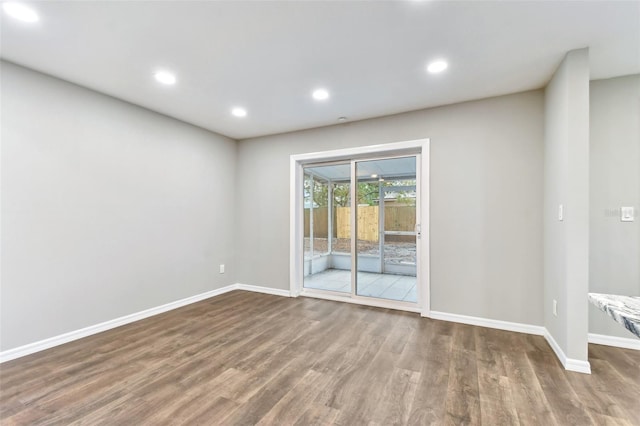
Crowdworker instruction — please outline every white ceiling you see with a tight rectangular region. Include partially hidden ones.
[1,1,639,140]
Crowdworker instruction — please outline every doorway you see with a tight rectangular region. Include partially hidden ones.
[290,139,429,314]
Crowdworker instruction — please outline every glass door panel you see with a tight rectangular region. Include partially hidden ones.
[302,162,351,293]
[355,157,417,302]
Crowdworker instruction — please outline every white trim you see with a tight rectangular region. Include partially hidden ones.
[429,311,592,373]
[290,155,303,298]
[350,160,357,296]
[300,289,422,313]
[0,285,238,363]
[429,311,545,335]
[236,283,291,298]
[544,329,592,374]
[564,358,592,374]
[289,138,430,314]
[418,147,430,317]
[290,138,430,164]
[1,283,294,363]
[588,333,640,350]
[2,282,605,376]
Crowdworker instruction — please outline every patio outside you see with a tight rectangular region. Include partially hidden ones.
[303,158,417,303]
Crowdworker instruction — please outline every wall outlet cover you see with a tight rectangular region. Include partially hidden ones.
[621,206,634,222]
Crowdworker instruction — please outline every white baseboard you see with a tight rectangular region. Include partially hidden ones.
[0,283,294,363]
[236,283,291,298]
[0,285,239,363]
[6,283,621,374]
[429,311,545,336]
[428,311,591,374]
[543,329,591,374]
[588,333,640,350]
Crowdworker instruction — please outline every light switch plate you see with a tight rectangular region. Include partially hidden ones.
[621,207,634,222]
[558,204,564,221]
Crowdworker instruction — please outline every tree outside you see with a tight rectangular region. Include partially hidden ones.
[304,176,416,207]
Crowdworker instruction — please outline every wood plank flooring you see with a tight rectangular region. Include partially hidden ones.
[1,290,639,425]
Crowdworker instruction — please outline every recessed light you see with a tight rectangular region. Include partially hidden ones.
[337,117,348,122]
[427,60,448,74]
[312,88,330,101]
[154,71,176,85]
[231,107,247,118]
[2,2,39,23]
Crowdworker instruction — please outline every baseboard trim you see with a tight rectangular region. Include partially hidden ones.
[427,311,592,374]
[236,283,291,298]
[7,283,622,372]
[588,333,640,350]
[429,311,545,336]
[0,285,238,363]
[0,283,295,363]
[544,329,591,374]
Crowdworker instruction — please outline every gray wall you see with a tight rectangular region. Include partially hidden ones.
[5,57,633,355]
[589,75,640,338]
[236,91,545,326]
[543,48,590,361]
[0,61,237,351]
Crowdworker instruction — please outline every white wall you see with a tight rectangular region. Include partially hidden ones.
[236,91,545,326]
[0,61,237,351]
[543,48,590,362]
[589,75,640,338]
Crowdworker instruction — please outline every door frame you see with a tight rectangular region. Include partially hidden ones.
[289,139,430,317]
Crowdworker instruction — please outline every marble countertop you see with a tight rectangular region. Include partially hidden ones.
[588,293,640,339]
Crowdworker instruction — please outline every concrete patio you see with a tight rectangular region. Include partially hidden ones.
[303,268,417,303]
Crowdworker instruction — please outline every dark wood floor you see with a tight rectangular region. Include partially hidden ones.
[1,291,639,425]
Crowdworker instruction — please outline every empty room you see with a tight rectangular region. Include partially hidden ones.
[1,1,639,424]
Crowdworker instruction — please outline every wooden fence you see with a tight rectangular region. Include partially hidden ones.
[384,205,416,233]
[305,205,415,242]
[336,205,415,241]
[303,207,330,238]
[336,206,378,241]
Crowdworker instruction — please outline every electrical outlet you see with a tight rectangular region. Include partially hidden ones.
[621,206,635,222]
[219,264,225,274]
[553,299,558,316]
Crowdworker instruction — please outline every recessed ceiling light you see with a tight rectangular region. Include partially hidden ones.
[427,60,448,74]
[154,70,176,85]
[231,107,247,118]
[312,88,330,101]
[2,2,39,23]
[337,117,348,122]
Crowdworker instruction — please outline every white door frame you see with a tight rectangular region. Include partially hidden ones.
[289,139,430,317]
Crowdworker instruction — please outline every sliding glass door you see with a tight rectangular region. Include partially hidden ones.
[355,157,417,303]
[303,162,351,294]
[302,155,419,306]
